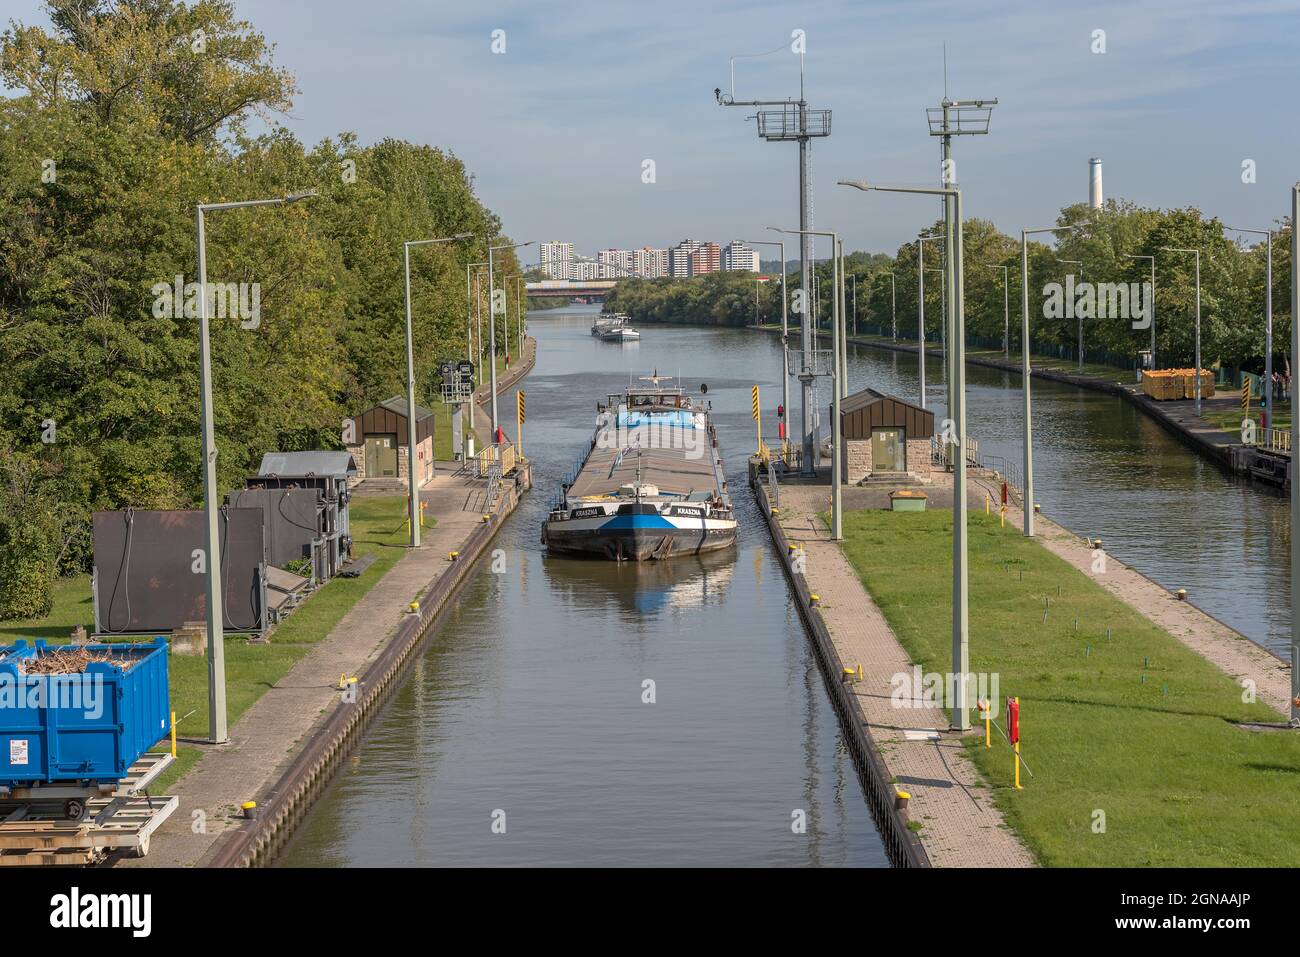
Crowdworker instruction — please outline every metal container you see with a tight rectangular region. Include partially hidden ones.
[227,487,332,581]
[0,638,170,788]
[92,508,268,636]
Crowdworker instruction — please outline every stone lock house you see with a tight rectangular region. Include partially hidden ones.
[344,396,435,489]
[835,388,935,484]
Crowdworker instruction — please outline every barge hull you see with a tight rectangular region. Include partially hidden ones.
[544,526,735,561]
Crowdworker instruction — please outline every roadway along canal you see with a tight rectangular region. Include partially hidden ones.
[279,311,1289,866]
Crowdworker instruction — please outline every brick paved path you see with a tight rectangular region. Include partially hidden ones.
[776,483,1035,868]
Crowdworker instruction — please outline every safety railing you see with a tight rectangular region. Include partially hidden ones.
[757,439,799,471]
[1255,427,1292,455]
[474,442,518,478]
[931,434,981,469]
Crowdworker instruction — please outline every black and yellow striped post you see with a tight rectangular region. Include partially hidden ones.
[1241,379,1251,414]
[516,390,525,456]
[751,385,761,453]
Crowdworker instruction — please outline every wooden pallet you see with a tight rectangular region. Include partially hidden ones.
[0,795,178,858]
[0,845,106,867]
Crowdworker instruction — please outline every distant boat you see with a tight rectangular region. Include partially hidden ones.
[593,313,641,341]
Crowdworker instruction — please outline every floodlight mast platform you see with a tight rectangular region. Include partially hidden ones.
[717,53,830,475]
[927,97,996,411]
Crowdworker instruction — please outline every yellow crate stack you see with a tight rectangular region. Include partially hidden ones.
[1142,368,1214,401]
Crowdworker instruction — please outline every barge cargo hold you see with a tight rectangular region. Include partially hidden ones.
[542,375,736,561]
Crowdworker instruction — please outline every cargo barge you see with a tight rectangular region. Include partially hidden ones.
[542,375,736,560]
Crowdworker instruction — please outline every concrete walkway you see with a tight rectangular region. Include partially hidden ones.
[775,482,1035,868]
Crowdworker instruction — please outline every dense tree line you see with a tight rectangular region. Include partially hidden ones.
[610,202,1293,377]
[0,0,523,617]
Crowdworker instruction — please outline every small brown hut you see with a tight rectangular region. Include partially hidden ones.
[835,388,935,483]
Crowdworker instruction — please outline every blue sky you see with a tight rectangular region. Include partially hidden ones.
[7,0,1300,259]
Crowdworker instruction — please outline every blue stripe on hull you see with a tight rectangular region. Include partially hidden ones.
[599,513,676,530]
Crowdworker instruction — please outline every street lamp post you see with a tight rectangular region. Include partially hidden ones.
[1290,183,1299,726]
[487,240,534,440]
[771,226,842,537]
[850,273,857,336]
[883,271,896,341]
[1056,259,1085,372]
[744,239,789,452]
[1225,226,1274,430]
[917,232,944,409]
[1159,246,1203,415]
[403,233,473,548]
[842,240,852,403]
[512,276,527,358]
[195,189,316,744]
[1123,254,1157,373]
[470,262,487,374]
[1019,223,1089,537]
[840,180,969,731]
[985,263,1009,358]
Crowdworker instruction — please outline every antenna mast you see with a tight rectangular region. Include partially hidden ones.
[716,43,830,475]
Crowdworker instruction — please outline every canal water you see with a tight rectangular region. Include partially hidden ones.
[280,310,1290,867]
[279,308,890,867]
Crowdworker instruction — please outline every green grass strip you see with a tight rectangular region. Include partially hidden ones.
[836,507,1299,867]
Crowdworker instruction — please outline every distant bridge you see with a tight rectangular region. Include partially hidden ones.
[525,279,620,301]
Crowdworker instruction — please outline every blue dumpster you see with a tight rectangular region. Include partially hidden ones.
[0,637,170,788]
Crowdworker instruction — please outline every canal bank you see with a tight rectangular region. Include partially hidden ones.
[751,470,1031,867]
[123,344,537,869]
[752,460,1297,866]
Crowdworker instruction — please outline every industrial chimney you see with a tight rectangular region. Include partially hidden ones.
[1089,157,1103,209]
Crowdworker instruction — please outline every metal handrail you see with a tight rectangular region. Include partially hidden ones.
[1255,427,1292,455]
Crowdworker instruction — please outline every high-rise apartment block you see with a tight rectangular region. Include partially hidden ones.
[539,240,574,280]
[721,240,760,273]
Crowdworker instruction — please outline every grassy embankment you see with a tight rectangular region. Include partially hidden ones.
[0,497,412,791]
[1202,402,1291,436]
[835,507,1300,867]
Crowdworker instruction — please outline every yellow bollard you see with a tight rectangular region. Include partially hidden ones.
[985,493,990,515]
[856,664,863,682]
[170,711,177,758]
[1000,505,1006,529]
